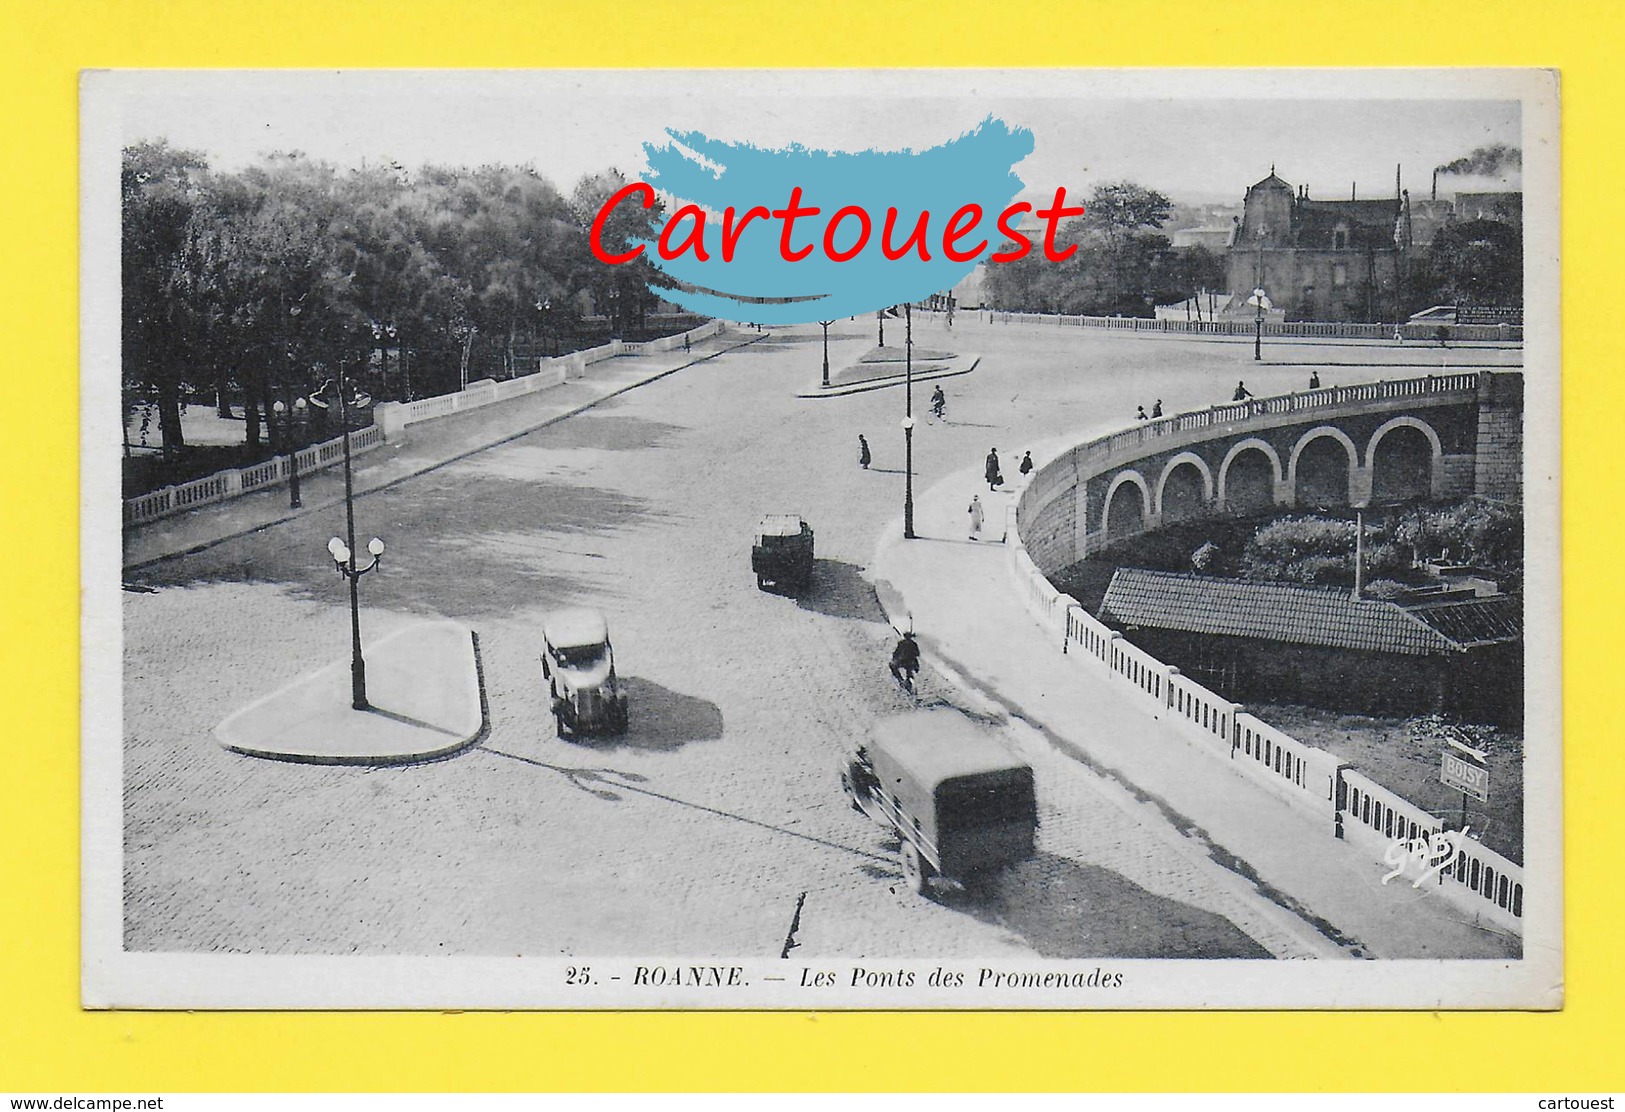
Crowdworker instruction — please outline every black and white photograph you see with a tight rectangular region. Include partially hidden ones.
[82,68,1561,1009]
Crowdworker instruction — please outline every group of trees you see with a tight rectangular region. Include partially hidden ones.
[1406,218,1523,310]
[982,182,1225,317]
[1208,499,1524,594]
[123,141,670,456]
[1084,498,1522,601]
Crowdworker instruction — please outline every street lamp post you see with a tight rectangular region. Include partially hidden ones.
[270,396,308,509]
[1254,224,1267,362]
[1352,502,1368,601]
[903,303,915,540]
[324,359,382,711]
[820,320,832,388]
[536,297,558,360]
[1249,286,1272,362]
[877,308,886,348]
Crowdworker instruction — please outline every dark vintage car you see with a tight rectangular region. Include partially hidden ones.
[751,514,814,592]
[541,608,628,737]
[841,710,1037,896]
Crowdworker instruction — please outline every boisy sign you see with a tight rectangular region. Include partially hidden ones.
[84,66,1560,1010]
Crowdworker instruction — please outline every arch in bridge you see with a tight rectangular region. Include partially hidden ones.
[1154,452,1215,522]
[1217,438,1284,513]
[1366,416,1443,503]
[1288,426,1360,508]
[1101,468,1152,540]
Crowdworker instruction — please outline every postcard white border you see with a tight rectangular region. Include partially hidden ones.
[82,67,1562,1010]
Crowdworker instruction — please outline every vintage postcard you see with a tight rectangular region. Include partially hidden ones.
[82,68,1561,1009]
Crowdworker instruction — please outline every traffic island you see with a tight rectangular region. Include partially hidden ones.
[215,621,485,764]
[799,345,982,397]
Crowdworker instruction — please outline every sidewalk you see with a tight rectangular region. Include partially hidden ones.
[122,332,760,570]
[871,466,1521,961]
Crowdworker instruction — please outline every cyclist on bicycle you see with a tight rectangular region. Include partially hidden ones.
[889,632,921,692]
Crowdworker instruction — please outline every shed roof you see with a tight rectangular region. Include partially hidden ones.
[1098,569,1468,656]
[1407,594,1523,647]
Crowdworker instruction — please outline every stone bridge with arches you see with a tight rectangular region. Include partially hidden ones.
[1017,371,1523,575]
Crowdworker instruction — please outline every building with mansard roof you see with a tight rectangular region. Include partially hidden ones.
[1221,168,1520,324]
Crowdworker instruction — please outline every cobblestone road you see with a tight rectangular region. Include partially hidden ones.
[122,321,1515,958]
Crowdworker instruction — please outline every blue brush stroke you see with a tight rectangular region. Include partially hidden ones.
[635,117,1034,325]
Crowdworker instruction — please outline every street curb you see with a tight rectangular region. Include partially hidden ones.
[865,471,1355,961]
[796,356,981,398]
[215,621,485,765]
[123,333,769,573]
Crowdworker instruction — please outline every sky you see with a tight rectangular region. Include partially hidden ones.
[104,69,1531,205]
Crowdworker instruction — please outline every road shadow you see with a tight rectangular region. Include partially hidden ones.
[939,851,1272,959]
[482,747,894,863]
[566,676,723,754]
[793,558,888,623]
[521,411,688,453]
[479,747,651,801]
[126,470,656,619]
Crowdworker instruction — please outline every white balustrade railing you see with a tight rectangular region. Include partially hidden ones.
[1003,378,1524,933]
[126,323,727,528]
[123,425,385,527]
[983,310,1521,343]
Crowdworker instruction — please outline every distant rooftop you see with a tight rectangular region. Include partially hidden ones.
[1098,569,1521,657]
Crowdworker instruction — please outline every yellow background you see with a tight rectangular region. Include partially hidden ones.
[2,0,1617,1092]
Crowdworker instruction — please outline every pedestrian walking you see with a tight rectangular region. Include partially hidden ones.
[1436,325,1450,348]
[968,494,985,539]
[1309,370,1321,390]
[1019,451,1034,477]
[1136,405,1147,421]
[1394,324,1404,344]
[683,334,691,353]
[1151,399,1163,418]
[985,448,1003,490]
[858,434,871,470]
[1233,380,1253,402]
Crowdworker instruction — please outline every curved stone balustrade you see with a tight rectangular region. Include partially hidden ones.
[1017,371,1521,575]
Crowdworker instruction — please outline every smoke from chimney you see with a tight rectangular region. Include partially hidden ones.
[1435,143,1522,178]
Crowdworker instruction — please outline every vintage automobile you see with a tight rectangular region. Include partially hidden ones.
[540,608,628,737]
[840,710,1037,897]
[751,514,815,592]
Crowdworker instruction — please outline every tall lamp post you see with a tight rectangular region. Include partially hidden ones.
[877,308,886,348]
[538,297,556,358]
[1249,287,1272,362]
[820,320,833,388]
[903,303,915,540]
[270,396,308,509]
[1351,500,1368,601]
[318,359,383,711]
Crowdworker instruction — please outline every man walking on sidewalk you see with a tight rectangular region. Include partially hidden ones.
[968,493,985,540]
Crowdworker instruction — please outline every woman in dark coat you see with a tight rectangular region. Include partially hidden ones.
[985,448,1002,490]
[858,434,871,470]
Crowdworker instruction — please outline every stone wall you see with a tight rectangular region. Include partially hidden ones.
[1474,371,1525,499]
